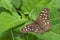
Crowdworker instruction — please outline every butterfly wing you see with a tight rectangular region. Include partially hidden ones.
[36,8,50,32]
[22,22,44,33]
[22,8,50,33]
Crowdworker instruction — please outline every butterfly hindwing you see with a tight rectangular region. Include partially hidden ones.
[22,22,44,33]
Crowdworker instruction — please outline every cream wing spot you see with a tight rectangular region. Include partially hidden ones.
[42,11,44,13]
[35,29,38,32]
[44,22,47,25]
[23,28,25,30]
[42,18,45,19]
[45,10,48,13]
[45,17,47,19]
[24,27,27,28]
[44,9,47,10]
[27,26,29,28]
[32,29,34,30]
[35,30,37,32]
[36,29,38,31]
[29,29,31,31]
[26,29,27,31]
[43,13,45,15]
[47,22,49,24]
[40,14,43,15]
[35,31,37,32]
[44,8,48,13]
[45,26,49,30]
[29,24,32,26]
[27,27,30,29]
[40,16,41,17]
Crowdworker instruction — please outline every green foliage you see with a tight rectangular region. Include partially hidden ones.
[0,0,60,40]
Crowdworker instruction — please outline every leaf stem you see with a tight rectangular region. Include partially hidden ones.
[10,30,15,40]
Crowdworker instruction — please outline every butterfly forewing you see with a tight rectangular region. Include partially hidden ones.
[36,8,49,23]
[36,8,50,32]
[22,8,50,33]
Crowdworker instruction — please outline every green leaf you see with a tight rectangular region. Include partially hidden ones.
[0,0,20,19]
[0,11,26,33]
[29,31,60,40]
[0,0,60,40]
[11,0,23,10]
[21,0,60,40]
[0,30,12,40]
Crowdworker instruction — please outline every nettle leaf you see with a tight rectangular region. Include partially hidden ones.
[0,0,20,19]
[0,11,26,40]
[0,0,60,40]
[11,0,23,10]
[21,0,60,40]
[0,0,26,40]
[0,11,25,33]
[0,30,12,40]
[21,0,51,20]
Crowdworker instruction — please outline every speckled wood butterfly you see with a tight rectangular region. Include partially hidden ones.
[22,8,50,33]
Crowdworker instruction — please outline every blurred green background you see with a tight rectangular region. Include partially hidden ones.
[0,0,60,40]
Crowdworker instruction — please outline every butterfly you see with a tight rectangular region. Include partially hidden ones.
[21,8,50,33]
